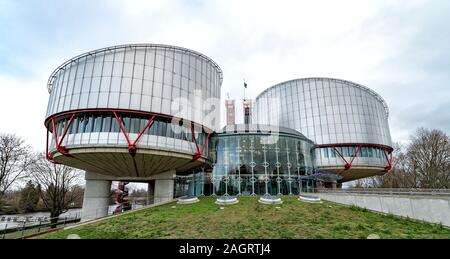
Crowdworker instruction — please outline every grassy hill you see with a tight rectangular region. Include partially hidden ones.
[39,197,450,239]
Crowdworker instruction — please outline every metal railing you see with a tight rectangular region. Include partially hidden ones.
[1,211,82,239]
[315,188,450,197]
[0,201,149,239]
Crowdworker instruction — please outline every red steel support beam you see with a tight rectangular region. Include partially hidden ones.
[51,118,69,155]
[321,143,394,171]
[190,118,212,161]
[318,143,393,153]
[132,115,157,147]
[192,132,212,161]
[51,118,58,148]
[45,108,207,130]
[347,144,363,169]
[58,113,75,148]
[332,146,348,165]
[46,109,210,160]
[46,128,52,161]
[113,111,160,155]
[190,122,201,155]
[113,111,133,146]
[383,150,393,171]
[199,132,212,155]
[332,144,363,170]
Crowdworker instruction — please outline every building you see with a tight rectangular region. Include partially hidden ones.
[225,99,235,126]
[243,99,253,124]
[45,44,223,220]
[255,78,393,183]
[210,124,316,196]
[45,45,392,219]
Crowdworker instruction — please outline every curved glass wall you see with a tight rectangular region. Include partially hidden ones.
[316,146,389,168]
[254,78,393,176]
[255,78,392,147]
[49,112,208,156]
[174,171,209,197]
[46,44,223,131]
[208,130,316,196]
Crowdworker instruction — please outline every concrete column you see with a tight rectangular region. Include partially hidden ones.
[152,170,175,203]
[147,181,155,205]
[81,171,112,222]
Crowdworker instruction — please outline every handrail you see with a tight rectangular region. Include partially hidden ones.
[0,197,161,239]
[315,188,450,196]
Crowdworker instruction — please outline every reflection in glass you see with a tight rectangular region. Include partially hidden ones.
[204,128,315,196]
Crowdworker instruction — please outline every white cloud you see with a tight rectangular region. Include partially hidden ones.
[0,74,49,150]
[0,0,448,150]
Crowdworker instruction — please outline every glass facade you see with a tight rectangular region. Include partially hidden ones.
[255,78,392,169]
[46,44,223,131]
[46,44,223,160]
[204,125,316,196]
[315,146,389,168]
[49,112,209,156]
[45,45,393,187]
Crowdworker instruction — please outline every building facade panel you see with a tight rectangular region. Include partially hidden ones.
[255,78,392,179]
[46,44,223,131]
[45,44,223,176]
[207,124,316,196]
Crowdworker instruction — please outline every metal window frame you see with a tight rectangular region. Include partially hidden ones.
[317,143,393,171]
[45,108,212,163]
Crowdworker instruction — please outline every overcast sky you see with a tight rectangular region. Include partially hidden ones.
[0,0,449,151]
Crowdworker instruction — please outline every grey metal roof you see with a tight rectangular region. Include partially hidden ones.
[256,77,389,117]
[216,124,314,143]
[47,43,223,93]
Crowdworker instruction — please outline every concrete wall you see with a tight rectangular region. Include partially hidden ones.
[81,172,112,222]
[315,193,450,227]
[147,181,155,205]
[152,170,175,203]
[80,170,175,221]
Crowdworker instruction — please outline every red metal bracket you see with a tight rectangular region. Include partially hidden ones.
[51,114,75,156]
[332,144,363,170]
[113,112,157,155]
[46,115,75,163]
[131,115,157,152]
[58,114,75,149]
[113,111,133,149]
[383,150,393,171]
[46,127,53,161]
[190,122,200,154]
[190,122,212,161]
[192,132,212,161]
[46,109,211,161]
[348,144,363,170]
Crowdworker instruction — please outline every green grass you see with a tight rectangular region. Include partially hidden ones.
[38,197,450,239]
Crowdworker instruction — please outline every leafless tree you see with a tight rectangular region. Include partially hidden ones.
[406,128,450,188]
[366,129,450,189]
[30,152,83,227]
[0,134,34,196]
[370,143,408,188]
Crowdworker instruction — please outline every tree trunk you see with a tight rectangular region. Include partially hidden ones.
[49,211,60,229]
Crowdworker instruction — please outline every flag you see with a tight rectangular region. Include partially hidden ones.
[244,82,248,88]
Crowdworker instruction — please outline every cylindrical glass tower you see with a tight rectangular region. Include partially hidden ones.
[45,44,223,178]
[255,78,393,182]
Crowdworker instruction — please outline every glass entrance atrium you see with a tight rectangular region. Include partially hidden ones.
[175,124,317,196]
